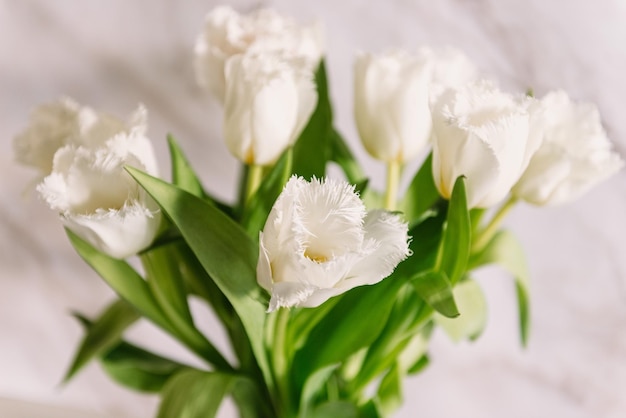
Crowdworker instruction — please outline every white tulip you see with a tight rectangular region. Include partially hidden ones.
[223,52,317,166]
[512,91,624,205]
[354,50,433,163]
[354,48,477,164]
[14,98,150,175]
[419,46,478,100]
[194,6,324,102]
[430,81,541,209]
[257,176,411,312]
[13,98,81,175]
[25,102,161,259]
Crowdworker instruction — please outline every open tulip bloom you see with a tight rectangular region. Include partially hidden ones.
[14,6,623,418]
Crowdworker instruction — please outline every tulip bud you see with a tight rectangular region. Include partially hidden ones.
[431,81,540,208]
[512,91,623,205]
[223,52,317,166]
[354,47,477,164]
[194,6,324,102]
[354,50,433,163]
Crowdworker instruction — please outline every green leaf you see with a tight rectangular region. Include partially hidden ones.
[241,149,292,236]
[64,299,139,382]
[292,60,333,179]
[292,278,401,391]
[299,365,339,414]
[438,176,471,284]
[329,129,365,185]
[400,153,441,224]
[141,242,194,326]
[349,285,424,392]
[67,230,172,330]
[157,369,266,418]
[434,278,488,342]
[412,271,459,318]
[376,365,403,417]
[127,168,271,383]
[470,230,531,346]
[67,230,231,370]
[101,341,190,393]
[168,134,233,217]
[310,401,359,418]
[167,134,205,198]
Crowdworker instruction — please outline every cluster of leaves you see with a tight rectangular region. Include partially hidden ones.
[64,62,530,418]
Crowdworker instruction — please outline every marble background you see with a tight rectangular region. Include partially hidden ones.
[2,0,626,417]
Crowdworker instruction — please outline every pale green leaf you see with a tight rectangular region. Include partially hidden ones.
[412,271,459,318]
[434,278,488,342]
[470,229,531,345]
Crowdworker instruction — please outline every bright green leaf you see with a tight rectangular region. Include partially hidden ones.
[127,168,271,383]
[470,230,531,346]
[167,134,205,198]
[434,278,488,342]
[438,176,471,284]
[412,271,459,318]
[292,277,402,391]
[292,60,333,179]
[400,153,441,224]
[329,129,365,185]
[241,149,292,236]
[64,299,139,382]
[167,134,233,216]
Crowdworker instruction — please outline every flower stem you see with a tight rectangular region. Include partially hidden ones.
[245,163,263,207]
[472,196,517,253]
[384,160,401,211]
[272,308,292,417]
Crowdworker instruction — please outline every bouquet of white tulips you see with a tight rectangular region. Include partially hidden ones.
[14,5,623,418]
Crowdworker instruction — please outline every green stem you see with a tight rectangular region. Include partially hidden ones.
[272,308,293,417]
[384,160,401,211]
[245,164,264,207]
[473,196,517,253]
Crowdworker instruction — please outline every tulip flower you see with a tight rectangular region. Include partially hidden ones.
[354,48,477,210]
[431,81,540,209]
[194,6,324,102]
[223,52,317,167]
[257,176,411,312]
[14,100,161,259]
[13,98,81,175]
[512,91,623,205]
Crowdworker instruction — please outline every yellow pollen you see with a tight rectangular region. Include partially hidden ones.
[304,249,328,263]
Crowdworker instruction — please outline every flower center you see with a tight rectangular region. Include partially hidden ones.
[303,248,328,263]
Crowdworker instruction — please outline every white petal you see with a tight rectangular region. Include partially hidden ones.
[13,98,80,174]
[345,210,410,287]
[62,199,161,259]
[268,281,315,312]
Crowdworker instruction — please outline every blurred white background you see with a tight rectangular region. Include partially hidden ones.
[1,1,626,417]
